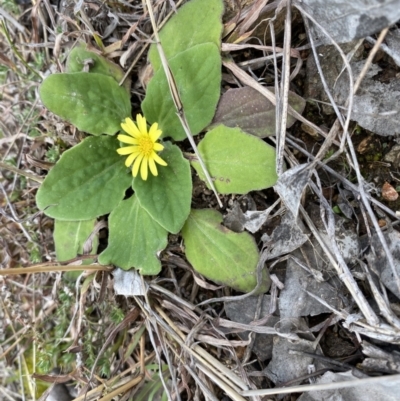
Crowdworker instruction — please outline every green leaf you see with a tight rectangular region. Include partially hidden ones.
[81,273,96,294]
[66,44,131,94]
[148,0,223,71]
[142,43,221,141]
[54,219,98,261]
[211,86,306,137]
[36,136,132,220]
[182,209,270,293]
[133,142,192,234]
[39,72,131,136]
[54,219,98,281]
[98,196,168,274]
[191,125,278,194]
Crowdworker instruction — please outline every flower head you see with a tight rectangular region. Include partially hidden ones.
[117,114,167,180]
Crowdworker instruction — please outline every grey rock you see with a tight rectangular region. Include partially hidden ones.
[383,144,400,169]
[225,295,279,361]
[264,318,323,385]
[46,383,73,401]
[364,229,400,299]
[279,245,345,318]
[297,370,400,401]
[296,0,400,45]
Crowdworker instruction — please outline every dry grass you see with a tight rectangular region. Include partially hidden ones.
[1,1,400,400]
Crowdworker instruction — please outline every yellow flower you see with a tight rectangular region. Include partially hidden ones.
[117,115,167,180]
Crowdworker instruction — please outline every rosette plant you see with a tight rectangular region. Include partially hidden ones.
[36,0,288,293]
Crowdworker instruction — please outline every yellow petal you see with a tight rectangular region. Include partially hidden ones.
[152,152,168,166]
[117,134,139,145]
[140,156,148,180]
[125,151,140,167]
[148,157,158,176]
[149,121,158,132]
[117,146,137,155]
[132,153,144,177]
[136,114,148,135]
[153,143,164,152]
[121,118,141,138]
[149,123,162,142]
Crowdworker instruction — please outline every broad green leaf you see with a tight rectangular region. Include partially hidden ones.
[54,219,98,261]
[142,43,221,141]
[39,72,131,136]
[133,142,191,234]
[66,44,131,93]
[98,196,168,274]
[191,125,278,194]
[148,0,223,71]
[54,219,98,281]
[182,209,270,293]
[36,136,132,220]
[211,86,306,137]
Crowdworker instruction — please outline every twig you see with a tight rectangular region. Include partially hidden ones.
[0,7,25,32]
[0,261,112,276]
[0,20,41,79]
[119,0,185,86]
[144,0,222,208]
[340,28,400,297]
[299,201,380,326]
[366,35,400,66]
[0,161,43,183]
[284,134,400,222]
[296,6,400,320]
[0,182,33,242]
[276,0,292,175]
[136,296,251,398]
[360,260,400,330]
[241,373,400,397]
[222,60,337,144]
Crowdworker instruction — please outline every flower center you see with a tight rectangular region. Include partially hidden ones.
[138,137,154,157]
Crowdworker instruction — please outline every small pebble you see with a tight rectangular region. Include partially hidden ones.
[382,182,399,201]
